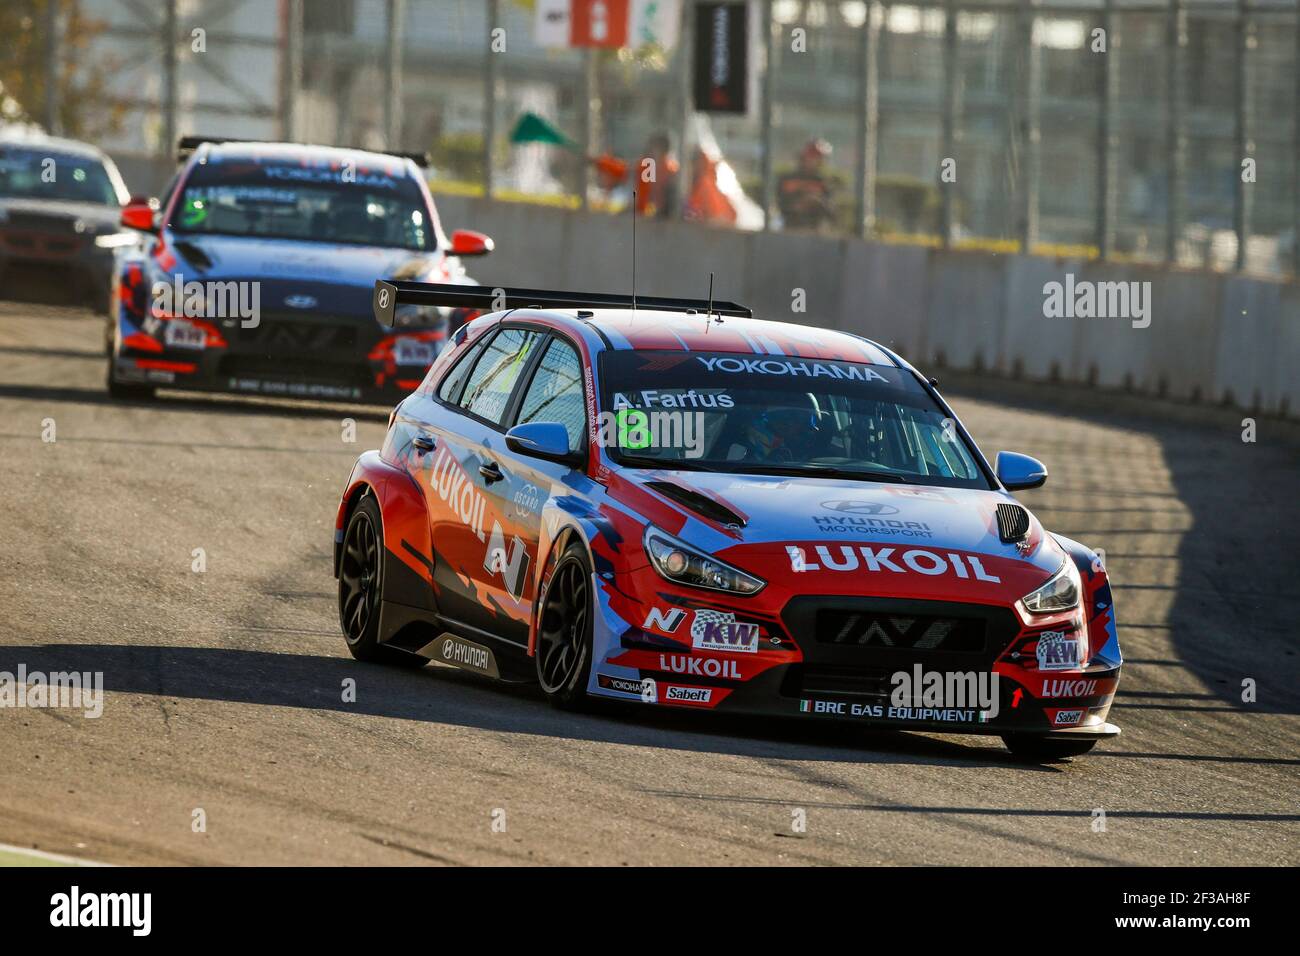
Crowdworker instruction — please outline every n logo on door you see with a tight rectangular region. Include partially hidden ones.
[485,521,531,603]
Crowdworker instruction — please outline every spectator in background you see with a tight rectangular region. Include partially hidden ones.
[635,132,680,219]
[777,138,836,232]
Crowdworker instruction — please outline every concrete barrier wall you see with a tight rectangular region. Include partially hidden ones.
[436,193,1298,419]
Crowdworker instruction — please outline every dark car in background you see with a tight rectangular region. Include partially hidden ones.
[0,131,130,310]
[108,137,493,402]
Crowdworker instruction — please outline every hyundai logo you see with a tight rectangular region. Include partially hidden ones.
[284,294,317,309]
[821,500,899,516]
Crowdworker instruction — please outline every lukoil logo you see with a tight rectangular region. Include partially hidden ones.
[658,654,742,679]
[785,545,1001,582]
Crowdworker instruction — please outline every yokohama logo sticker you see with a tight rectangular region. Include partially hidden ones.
[695,355,888,382]
[598,673,655,700]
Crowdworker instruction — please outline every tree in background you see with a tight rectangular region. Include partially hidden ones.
[0,0,124,141]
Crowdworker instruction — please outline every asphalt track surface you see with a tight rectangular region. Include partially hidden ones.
[0,299,1296,867]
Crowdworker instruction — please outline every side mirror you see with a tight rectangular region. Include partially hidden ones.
[506,422,577,465]
[995,451,1048,491]
[121,196,159,233]
[448,228,493,257]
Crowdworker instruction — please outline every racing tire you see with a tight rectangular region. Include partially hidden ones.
[535,542,595,709]
[1002,734,1099,761]
[106,367,155,401]
[338,494,426,669]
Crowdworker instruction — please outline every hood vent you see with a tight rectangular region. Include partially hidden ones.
[646,481,746,528]
[172,241,213,271]
[996,503,1030,543]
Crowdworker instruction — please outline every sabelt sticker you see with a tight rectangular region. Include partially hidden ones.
[1053,709,1085,726]
[690,609,759,654]
[662,684,713,705]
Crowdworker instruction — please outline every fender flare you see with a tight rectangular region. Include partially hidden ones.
[335,450,436,612]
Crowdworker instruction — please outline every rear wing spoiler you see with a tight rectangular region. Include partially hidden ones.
[371,280,752,327]
[176,136,431,168]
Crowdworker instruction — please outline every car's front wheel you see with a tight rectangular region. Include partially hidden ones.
[535,542,595,708]
[1002,734,1099,761]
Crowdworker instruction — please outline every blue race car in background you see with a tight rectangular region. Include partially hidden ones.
[108,137,493,402]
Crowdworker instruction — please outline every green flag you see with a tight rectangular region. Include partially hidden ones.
[510,111,575,149]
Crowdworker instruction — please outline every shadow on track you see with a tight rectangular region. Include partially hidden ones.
[0,380,390,423]
[948,383,1300,717]
[4,642,1069,772]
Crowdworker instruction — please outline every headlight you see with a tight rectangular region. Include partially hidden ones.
[1021,558,1080,614]
[643,526,765,595]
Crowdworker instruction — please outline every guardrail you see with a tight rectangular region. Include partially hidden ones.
[434,192,1298,420]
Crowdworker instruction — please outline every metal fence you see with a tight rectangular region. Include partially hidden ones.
[40,0,1300,276]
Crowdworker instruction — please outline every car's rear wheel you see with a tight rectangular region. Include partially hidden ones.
[1002,734,1099,761]
[536,543,595,708]
[339,494,425,668]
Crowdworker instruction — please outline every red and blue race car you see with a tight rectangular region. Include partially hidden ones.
[107,137,492,402]
[334,282,1122,760]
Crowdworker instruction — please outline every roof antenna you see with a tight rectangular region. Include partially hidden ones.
[630,189,637,314]
[704,272,714,334]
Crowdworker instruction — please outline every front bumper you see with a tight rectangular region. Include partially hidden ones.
[588,584,1122,739]
[110,312,440,403]
[592,654,1121,738]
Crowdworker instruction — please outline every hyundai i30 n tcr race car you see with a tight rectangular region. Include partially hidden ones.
[334,282,1122,760]
[107,137,493,402]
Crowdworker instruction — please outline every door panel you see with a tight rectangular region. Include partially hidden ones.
[425,327,544,645]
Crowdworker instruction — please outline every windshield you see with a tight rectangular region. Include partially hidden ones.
[171,156,434,251]
[599,350,992,489]
[0,148,122,205]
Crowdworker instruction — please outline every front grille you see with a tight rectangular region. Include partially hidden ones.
[816,608,986,653]
[780,596,1021,700]
[237,317,358,352]
[5,213,76,232]
[0,232,82,257]
[789,665,894,698]
[217,354,369,388]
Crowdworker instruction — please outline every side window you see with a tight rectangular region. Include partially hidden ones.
[460,327,543,425]
[516,339,586,454]
[437,330,493,404]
